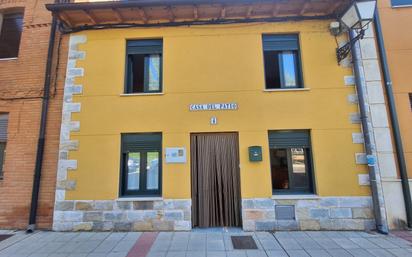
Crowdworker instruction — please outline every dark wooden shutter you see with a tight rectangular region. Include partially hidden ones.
[268,130,310,148]
[0,114,8,142]
[122,133,162,152]
[127,39,163,55]
[262,34,299,51]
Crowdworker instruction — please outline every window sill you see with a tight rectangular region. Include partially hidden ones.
[392,5,412,8]
[272,194,319,200]
[117,197,163,201]
[263,88,310,92]
[120,92,164,97]
[0,57,18,61]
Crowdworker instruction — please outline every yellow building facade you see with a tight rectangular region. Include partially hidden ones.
[49,0,389,231]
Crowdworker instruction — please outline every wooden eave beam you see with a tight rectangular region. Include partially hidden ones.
[58,12,73,27]
[112,8,124,22]
[82,9,97,24]
[330,1,344,14]
[299,2,310,15]
[132,7,148,23]
[272,4,280,17]
[220,6,226,19]
[166,6,175,22]
[193,5,198,20]
[246,5,253,18]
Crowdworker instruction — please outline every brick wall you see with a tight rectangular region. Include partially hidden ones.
[0,0,67,229]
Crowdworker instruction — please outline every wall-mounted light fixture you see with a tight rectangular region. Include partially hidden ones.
[336,0,377,64]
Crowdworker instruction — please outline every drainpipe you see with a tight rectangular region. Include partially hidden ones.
[350,29,389,234]
[373,10,412,228]
[26,13,58,233]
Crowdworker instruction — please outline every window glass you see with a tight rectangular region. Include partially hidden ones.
[0,143,5,178]
[291,148,305,173]
[0,114,8,179]
[146,55,161,91]
[280,52,298,88]
[127,152,140,190]
[0,12,24,59]
[290,148,309,190]
[270,149,289,190]
[146,152,159,190]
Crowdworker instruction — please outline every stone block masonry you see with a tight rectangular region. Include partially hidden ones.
[242,197,375,231]
[53,199,192,231]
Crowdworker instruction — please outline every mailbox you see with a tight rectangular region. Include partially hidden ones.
[248,146,262,162]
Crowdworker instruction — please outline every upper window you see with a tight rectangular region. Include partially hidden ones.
[262,34,303,89]
[391,0,412,7]
[0,114,8,179]
[409,93,412,111]
[120,133,162,196]
[0,12,24,59]
[268,130,314,194]
[125,39,163,94]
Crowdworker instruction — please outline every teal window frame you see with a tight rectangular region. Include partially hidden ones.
[262,34,304,89]
[268,130,315,194]
[120,133,162,197]
[125,39,163,94]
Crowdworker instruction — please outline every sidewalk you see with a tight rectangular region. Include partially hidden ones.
[0,229,411,257]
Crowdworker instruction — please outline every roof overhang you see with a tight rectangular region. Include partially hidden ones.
[46,0,352,32]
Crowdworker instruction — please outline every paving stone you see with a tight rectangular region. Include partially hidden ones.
[106,252,128,257]
[147,252,167,257]
[259,239,282,250]
[297,238,322,250]
[387,248,412,257]
[207,251,227,257]
[276,238,302,250]
[245,250,267,257]
[187,239,206,251]
[185,251,206,257]
[227,250,247,257]
[366,238,399,249]
[87,254,107,257]
[166,251,187,257]
[366,249,396,257]
[92,240,119,253]
[326,249,353,257]
[169,240,189,251]
[306,249,332,257]
[331,238,360,249]
[350,238,379,249]
[207,240,225,251]
[112,240,136,252]
[346,249,375,257]
[311,238,341,250]
[266,250,288,257]
[286,250,311,257]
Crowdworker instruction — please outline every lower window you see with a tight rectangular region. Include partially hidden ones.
[121,133,162,196]
[268,130,314,194]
